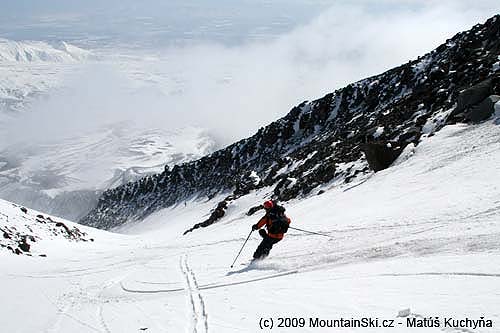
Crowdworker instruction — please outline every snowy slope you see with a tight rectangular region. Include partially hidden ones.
[1,118,499,332]
[0,125,218,220]
[0,198,104,256]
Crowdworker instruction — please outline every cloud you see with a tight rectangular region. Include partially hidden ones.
[2,0,499,147]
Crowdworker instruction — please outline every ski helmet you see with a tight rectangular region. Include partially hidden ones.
[263,200,274,209]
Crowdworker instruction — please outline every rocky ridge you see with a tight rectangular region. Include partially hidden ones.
[80,15,500,230]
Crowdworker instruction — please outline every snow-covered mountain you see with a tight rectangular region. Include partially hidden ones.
[0,39,92,63]
[0,38,93,113]
[0,125,218,221]
[81,15,500,230]
[1,110,499,332]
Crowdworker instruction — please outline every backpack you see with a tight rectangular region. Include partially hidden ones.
[267,205,289,234]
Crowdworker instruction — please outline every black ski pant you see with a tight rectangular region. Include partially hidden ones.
[253,229,281,259]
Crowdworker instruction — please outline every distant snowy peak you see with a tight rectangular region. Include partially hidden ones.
[0,39,94,113]
[0,38,93,63]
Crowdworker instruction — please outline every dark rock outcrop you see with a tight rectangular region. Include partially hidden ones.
[455,78,496,114]
[361,142,406,172]
[183,198,230,235]
[247,205,263,216]
[449,76,500,122]
[465,95,500,122]
[18,238,30,252]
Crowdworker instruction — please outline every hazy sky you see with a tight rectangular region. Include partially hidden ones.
[0,0,333,48]
[1,0,499,145]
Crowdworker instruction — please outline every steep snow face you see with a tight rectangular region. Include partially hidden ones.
[122,119,500,251]
[0,125,217,221]
[1,119,499,332]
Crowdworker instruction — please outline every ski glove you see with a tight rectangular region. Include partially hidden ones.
[252,224,259,231]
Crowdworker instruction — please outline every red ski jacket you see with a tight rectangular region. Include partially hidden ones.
[256,214,291,240]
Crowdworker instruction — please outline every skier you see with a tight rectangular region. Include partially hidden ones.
[251,200,291,260]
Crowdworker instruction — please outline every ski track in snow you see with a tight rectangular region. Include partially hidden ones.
[197,270,299,290]
[120,282,184,294]
[180,255,209,333]
[43,276,117,333]
[381,272,500,278]
[120,269,299,294]
[97,277,123,333]
[42,285,103,333]
[95,263,172,333]
[98,304,111,333]
[120,269,500,296]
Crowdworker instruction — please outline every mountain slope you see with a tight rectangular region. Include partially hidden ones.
[81,15,500,230]
[0,125,218,221]
[2,113,499,332]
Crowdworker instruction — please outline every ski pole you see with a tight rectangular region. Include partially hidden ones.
[288,226,333,238]
[230,230,253,268]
